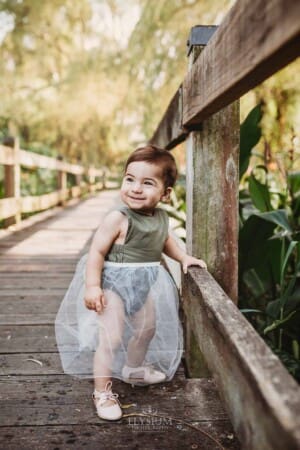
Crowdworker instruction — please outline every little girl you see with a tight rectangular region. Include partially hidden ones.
[55,145,207,421]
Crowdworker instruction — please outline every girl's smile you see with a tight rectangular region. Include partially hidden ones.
[120,161,170,213]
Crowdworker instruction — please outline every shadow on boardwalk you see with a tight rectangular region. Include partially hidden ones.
[0,190,240,450]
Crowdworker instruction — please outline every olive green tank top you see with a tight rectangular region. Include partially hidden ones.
[105,206,169,263]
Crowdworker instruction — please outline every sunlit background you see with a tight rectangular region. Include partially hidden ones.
[0,0,299,171]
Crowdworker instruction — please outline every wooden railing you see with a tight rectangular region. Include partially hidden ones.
[0,138,107,227]
[149,0,300,449]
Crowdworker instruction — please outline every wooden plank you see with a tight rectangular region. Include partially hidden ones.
[182,0,300,126]
[149,87,188,149]
[19,149,84,174]
[0,145,14,164]
[0,275,73,289]
[0,374,239,448]
[0,263,76,272]
[182,267,300,450]
[0,353,63,375]
[0,198,18,220]
[20,190,69,213]
[0,375,230,425]
[0,145,87,174]
[0,325,57,352]
[0,295,61,325]
[0,421,240,450]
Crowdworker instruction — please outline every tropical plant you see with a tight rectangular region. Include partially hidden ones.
[239,105,300,381]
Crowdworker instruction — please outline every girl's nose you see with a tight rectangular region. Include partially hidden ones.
[132,182,142,192]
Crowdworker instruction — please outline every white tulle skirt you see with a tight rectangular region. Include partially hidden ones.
[55,254,184,384]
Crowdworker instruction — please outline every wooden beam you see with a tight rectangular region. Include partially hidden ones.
[0,198,18,220]
[0,145,85,175]
[0,145,14,164]
[183,267,300,450]
[149,87,188,149]
[182,0,300,126]
[20,190,69,214]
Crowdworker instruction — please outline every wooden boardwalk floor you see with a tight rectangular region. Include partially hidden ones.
[0,191,240,450]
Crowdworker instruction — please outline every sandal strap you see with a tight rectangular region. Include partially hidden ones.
[92,381,120,406]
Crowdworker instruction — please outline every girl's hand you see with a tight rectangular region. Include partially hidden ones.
[84,286,107,314]
[181,255,207,274]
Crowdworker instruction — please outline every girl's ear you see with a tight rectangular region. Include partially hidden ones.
[161,187,172,203]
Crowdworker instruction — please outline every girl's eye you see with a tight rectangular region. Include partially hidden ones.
[125,177,133,182]
[144,181,154,186]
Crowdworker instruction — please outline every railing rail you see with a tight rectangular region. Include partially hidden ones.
[0,139,107,227]
[150,0,300,150]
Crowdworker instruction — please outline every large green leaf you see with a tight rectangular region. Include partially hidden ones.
[243,268,269,298]
[288,171,300,197]
[248,171,272,212]
[253,210,292,233]
[240,104,262,179]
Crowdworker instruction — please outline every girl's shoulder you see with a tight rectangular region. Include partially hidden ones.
[102,208,128,228]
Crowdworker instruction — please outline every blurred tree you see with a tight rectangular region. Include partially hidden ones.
[0,0,298,171]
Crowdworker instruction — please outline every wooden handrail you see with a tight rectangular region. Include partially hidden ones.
[150,0,300,150]
[0,144,103,176]
[0,141,108,226]
[183,268,300,450]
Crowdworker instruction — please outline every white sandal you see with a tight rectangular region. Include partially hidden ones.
[122,363,166,386]
[92,380,122,420]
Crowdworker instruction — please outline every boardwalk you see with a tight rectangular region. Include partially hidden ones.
[0,191,240,450]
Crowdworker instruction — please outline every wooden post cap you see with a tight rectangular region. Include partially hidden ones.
[186,25,218,55]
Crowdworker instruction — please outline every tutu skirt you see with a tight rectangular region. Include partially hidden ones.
[55,254,184,383]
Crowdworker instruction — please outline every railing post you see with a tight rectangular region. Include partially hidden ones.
[4,137,21,227]
[88,166,95,193]
[57,155,67,206]
[183,26,240,377]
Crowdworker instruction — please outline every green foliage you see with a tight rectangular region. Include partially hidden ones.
[239,105,300,382]
[240,104,262,179]
[0,0,234,165]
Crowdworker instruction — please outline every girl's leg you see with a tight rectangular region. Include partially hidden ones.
[125,294,156,368]
[94,290,125,399]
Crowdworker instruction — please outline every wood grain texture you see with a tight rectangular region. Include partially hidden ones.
[182,0,300,126]
[182,267,300,450]
[149,0,300,150]
[149,87,188,149]
[186,102,239,302]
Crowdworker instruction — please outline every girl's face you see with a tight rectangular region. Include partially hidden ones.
[120,161,171,214]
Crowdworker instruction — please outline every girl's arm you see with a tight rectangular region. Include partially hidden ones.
[163,233,207,274]
[84,210,124,314]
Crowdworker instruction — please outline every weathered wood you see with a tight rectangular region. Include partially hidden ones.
[149,0,300,151]
[0,421,239,450]
[182,0,300,127]
[183,39,239,380]
[149,87,188,149]
[0,144,104,176]
[0,375,228,425]
[0,295,62,326]
[0,263,75,272]
[0,374,239,449]
[0,325,57,353]
[3,139,21,226]
[186,102,239,301]
[0,145,14,164]
[0,143,106,227]
[0,198,18,220]
[183,267,300,450]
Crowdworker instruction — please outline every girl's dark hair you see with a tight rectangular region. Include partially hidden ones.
[125,144,178,188]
